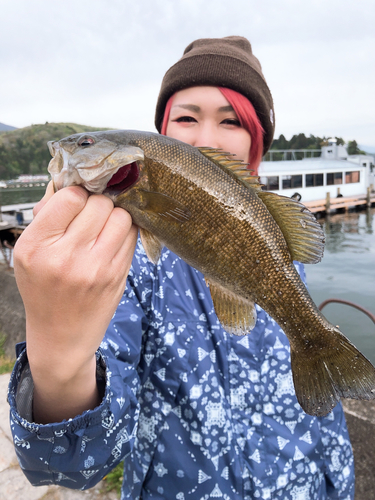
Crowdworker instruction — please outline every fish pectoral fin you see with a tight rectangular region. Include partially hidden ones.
[257,191,325,264]
[140,228,163,264]
[207,280,257,336]
[138,189,191,223]
[291,326,375,417]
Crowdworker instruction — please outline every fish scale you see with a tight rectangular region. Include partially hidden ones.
[47,129,375,416]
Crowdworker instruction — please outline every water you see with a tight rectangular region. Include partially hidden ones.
[0,186,46,206]
[307,208,375,364]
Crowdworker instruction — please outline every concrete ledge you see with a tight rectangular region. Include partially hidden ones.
[0,264,25,359]
[342,399,375,500]
[0,466,50,500]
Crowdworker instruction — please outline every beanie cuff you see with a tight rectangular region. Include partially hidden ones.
[155,53,274,153]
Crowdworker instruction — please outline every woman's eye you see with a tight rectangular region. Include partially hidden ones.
[221,118,241,126]
[174,116,197,123]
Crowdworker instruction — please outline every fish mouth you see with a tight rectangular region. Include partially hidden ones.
[103,161,139,196]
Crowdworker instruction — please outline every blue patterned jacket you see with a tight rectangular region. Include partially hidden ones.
[8,240,354,499]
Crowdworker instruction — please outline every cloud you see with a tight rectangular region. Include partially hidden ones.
[1,0,374,144]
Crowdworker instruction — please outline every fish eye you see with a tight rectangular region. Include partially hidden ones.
[78,137,95,147]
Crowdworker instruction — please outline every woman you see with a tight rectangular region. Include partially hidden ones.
[9,36,354,499]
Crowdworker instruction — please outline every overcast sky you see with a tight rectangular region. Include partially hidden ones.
[1,0,374,148]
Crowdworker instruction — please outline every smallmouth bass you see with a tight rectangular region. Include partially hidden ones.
[47,130,375,416]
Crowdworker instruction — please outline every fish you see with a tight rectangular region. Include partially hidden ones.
[47,129,375,417]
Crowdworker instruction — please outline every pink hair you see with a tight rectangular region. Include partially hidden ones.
[160,87,264,174]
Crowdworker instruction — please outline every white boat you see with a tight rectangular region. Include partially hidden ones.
[258,139,375,203]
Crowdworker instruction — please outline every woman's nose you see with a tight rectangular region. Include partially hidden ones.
[193,125,220,149]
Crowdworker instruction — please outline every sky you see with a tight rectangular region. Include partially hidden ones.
[1,0,375,149]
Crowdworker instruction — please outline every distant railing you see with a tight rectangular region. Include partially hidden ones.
[0,181,48,189]
[263,149,322,162]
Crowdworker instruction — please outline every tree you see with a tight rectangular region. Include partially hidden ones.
[347,140,365,155]
[270,134,351,152]
[271,134,288,150]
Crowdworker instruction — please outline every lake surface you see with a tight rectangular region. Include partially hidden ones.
[307,208,375,364]
[0,186,46,206]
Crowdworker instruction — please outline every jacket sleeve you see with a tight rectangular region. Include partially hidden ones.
[7,251,153,490]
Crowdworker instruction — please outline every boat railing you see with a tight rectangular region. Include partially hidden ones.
[263,149,322,162]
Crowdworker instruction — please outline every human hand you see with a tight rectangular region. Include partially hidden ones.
[14,185,138,422]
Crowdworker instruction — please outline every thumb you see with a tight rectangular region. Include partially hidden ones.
[33,181,55,217]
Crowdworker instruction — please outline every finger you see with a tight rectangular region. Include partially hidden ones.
[111,222,138,277]
[27,186,89,244]
[65,194,116,247]
[33,181,55,217]
[94,207,137,261]
[96,209,138,295]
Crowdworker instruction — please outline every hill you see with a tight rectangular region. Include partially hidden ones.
[0,122,17,133]
[0,122,111,180]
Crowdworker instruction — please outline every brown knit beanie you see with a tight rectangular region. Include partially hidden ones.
[155,36,275,154]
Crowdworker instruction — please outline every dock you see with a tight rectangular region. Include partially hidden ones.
[0,203,36,268]
[1,202,37,213]
[303,189,375,214]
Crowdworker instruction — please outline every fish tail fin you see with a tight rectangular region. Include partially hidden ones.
[291,326,375,416]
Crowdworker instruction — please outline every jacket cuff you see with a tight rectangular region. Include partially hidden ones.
[8,342,109,433]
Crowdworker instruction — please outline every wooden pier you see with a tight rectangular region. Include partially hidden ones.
[303,188,375,214]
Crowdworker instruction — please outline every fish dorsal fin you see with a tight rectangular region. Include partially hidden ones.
[257,191,325,264]
[198,147,263,191]
[206,279,257,336]
[198,147,324,263]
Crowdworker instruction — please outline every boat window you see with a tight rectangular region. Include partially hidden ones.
[326,172,343,185]
[281,175,302,189]
[345,171,360,183]
[260,176,279,191]
[305,173,324,187]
